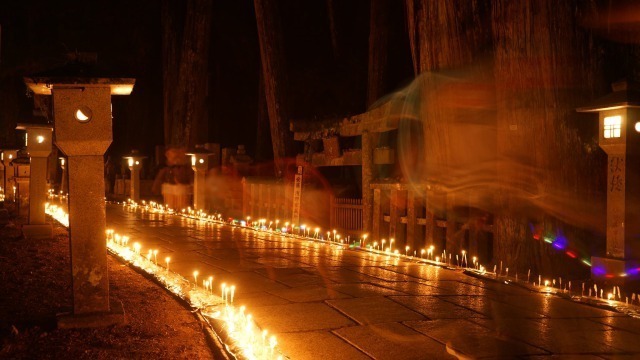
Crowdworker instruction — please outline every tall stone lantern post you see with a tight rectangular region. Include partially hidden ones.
[2,149,19,202]
[187,147,213,211]
[578,80,640,285]
[24,73,135,327]
[59,157,68,195]
[123,151,146,203]
[16,122,53,238]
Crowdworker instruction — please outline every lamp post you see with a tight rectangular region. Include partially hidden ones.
[578,80,640,285]
[16,122,53,238]
[1,150,18,202]
[187,147,213,211]
[59,157,68,195]
[24,68,135,328]
[123,151,146,203]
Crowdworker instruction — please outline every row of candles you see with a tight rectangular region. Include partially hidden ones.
[58,197,640,315]
[46,202,284,360]
[132,200,640,313]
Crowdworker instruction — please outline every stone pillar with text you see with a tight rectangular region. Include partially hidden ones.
[578,80,640,285]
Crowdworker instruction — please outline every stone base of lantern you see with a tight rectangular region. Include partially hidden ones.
[22,223,53,239]
[591,256,640,287]
[57,300,125,329]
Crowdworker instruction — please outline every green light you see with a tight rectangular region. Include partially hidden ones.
[543,237,553,244]
[581,259,591,267]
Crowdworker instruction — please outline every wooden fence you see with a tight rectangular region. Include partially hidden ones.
[330,196,363,234]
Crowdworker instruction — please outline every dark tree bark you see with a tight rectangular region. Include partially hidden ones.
[255,71,273,163]
[326,0,340,61]
[162,0,212,148]
[404,0,493,256]
[491,0,603,274]
[254,0,295,176]
[367,0,391,107]
[405,0,490,74]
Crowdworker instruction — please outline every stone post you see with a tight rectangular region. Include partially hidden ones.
[17,124,53,238]
[577,80,640,285]
[25,74,135,327]
[188,148,213,211]
[361,131,374,233]
[124,152,145,203]
[3,150,18,201]
[59,157,68,195]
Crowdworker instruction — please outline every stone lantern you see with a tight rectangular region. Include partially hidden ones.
[186,146,213,211]
[59,157,68,195]
[123,150,146,202]
[16,121,53,238]
[2,149,19,201]
[24,65,135,328]
[577,80,640,284]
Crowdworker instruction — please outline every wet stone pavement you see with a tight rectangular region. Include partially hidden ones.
[107,205,640,360]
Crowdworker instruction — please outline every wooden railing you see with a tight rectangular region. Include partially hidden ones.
[330,196,363,234]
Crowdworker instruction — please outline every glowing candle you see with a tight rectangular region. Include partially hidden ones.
[270,335,277,354]
[421,249,425,258]
[209,276,214,294]
[193,271,199,288]
[165,257,170,272]
[153,249,158,265]
[230,285,236,303]
[405,245,410,256]
[221,283,227,300]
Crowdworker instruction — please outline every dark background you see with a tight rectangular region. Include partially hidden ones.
[0,0,413,160]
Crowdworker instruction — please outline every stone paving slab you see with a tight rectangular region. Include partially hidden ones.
[269,284,352,302]
[467,317,625,355]
[589,316,640,334]
[234,291,292,308]
[439,295,546,319]
[389,295,485,319]
[405,319,548,358]
[500,295,625,318]
[333,322,455,360]
[327,297,425,325]
[249,302,355,333]
[329,283,407,298]
[277,330,371,360]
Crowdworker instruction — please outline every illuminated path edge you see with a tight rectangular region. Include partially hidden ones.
[46,201,285,360]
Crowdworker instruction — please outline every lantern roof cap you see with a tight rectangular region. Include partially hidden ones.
[186,145,214,156]
[16,113,53,130]
[23,53,135,95]
[577,79,640,112]
[123,149,147,159]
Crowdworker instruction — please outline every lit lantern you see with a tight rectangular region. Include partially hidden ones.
[577,80,640,284]
[123,150,146,202]
[1,149,19,202]
[16,121,53,238]
[59,157,68,195]
[186,146,215,211]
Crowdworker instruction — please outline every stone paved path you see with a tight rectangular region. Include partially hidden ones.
[107,204,640,360]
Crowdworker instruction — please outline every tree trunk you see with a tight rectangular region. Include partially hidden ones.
[404,0,492,255]
[491,0,602,275]
[367,0,391,107]
[254,0,295,176]
[162,0,212,148]
[255,71,273,163]
[326,0,340,61]
[406,0,490,74]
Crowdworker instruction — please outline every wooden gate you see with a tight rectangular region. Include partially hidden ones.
[330,196,363,234]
